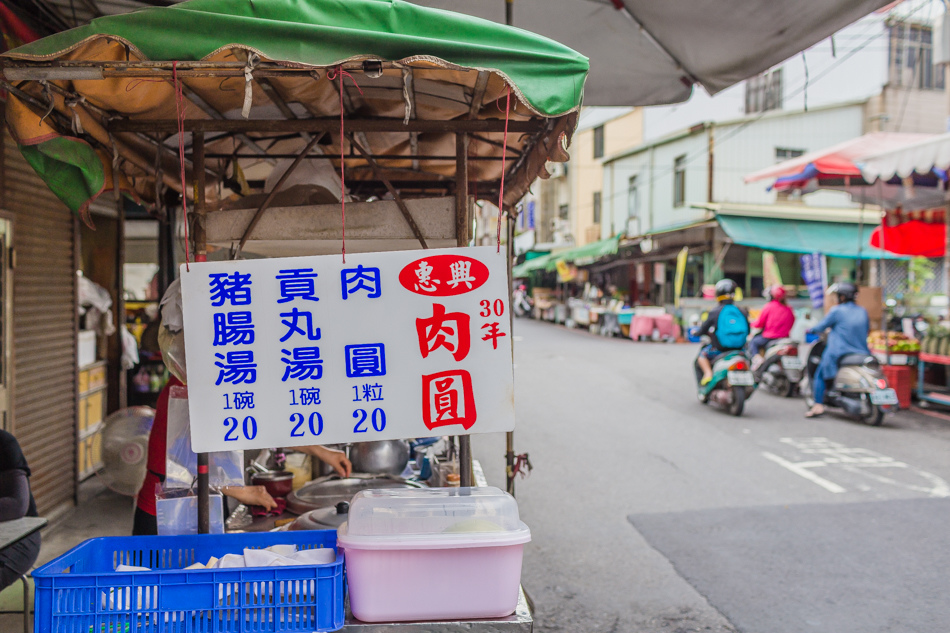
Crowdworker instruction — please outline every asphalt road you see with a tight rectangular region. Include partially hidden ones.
[472,319,950,633]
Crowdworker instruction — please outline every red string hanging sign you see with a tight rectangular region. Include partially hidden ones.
[326,66,363,263]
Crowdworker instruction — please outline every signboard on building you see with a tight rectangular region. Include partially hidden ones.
[180,247,514,452]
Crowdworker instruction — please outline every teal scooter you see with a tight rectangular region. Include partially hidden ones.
[694,346,757,416]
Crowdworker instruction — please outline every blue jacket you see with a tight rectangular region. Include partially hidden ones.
[810,302,870,367]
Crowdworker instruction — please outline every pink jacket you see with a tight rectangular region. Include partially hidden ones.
[753,301,794,339]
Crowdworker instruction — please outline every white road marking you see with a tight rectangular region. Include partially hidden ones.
[764,437,950,498]
[762,451,847,493]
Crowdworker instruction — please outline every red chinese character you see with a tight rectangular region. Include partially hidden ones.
[422,370,477,430]
[416,303,471,362]
[480,322,507,350]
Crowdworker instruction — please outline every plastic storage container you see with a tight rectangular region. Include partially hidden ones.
[33,530,344,633]
[338,486,530,623]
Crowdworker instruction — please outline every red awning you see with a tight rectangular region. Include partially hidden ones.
[870,220,945,258]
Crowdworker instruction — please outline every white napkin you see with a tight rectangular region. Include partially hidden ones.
[292,548,337,565]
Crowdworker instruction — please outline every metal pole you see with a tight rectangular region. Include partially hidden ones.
[193,131,211,534]
[505,0,513,26]
[944,199,950,308]
[456,133,474,488]
[506,210,516,496]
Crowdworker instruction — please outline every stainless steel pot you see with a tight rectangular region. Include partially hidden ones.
[350,440,410,475]
[285,474,424,515]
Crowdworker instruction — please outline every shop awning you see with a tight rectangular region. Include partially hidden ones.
[512,252,557,277]
[860,132,950,181]
[744,132,932,183]
[552,235,620,267]
[716,214,902,260]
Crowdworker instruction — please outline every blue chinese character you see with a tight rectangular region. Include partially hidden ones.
[279,308,322,342]
[300,388,321,405]
[276,268,320,303]
[281,347,324,381]
[212,311,255,346]
[214,351,257,385]
[345,344,386,378]
[234,392,255,410]
[209,272,252,306]
[341,266,382,300]
[363,383,383,401]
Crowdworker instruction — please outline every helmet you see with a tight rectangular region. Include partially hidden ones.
[832,281,857,303]
[715,279,738,302]
[769,285,787,301]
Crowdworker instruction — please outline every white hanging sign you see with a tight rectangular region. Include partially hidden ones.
[179,246,514,452]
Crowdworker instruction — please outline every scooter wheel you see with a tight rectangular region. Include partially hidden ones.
[729,386,746,416]
[866,405,885,426]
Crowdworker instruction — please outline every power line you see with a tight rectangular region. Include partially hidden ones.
[593,0,933,210]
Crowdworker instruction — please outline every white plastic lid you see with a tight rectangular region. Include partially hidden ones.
[337,486,530,550]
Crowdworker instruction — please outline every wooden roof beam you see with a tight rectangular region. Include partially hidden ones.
[109,118,546,134]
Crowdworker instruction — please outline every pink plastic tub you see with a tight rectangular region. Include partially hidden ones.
[337,486,531,623]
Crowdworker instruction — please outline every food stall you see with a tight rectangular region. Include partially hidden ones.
[1,0,586,629]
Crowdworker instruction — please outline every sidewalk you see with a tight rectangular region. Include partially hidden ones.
[0,478,132,630]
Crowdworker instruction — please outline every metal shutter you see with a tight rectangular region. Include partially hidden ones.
[4,132,77,516]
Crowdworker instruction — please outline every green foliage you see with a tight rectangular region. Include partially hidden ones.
[904,257,936,296]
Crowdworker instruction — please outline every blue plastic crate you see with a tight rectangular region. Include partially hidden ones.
[33,530,344,633]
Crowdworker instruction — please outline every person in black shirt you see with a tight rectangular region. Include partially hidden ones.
[0,429,40,590]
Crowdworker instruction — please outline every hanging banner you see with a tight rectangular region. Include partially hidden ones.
[762,251,783,289]
[674,246,689,307]
[800,252,826,309]
[180,246,515,452]
[555,259,577,282]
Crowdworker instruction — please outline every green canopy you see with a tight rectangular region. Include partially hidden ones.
[716,214,903,260]
[2,0,588,221]
[6,0,588,118]
[552,235,620,266]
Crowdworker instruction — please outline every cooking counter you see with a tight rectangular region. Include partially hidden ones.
[226,460,533,631]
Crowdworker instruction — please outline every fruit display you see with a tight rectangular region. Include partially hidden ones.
[921,330,950,356]
[868,330,920,353]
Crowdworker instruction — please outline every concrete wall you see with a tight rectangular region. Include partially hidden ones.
[640,9,908,141]
[603,128,710,237]
[604,102,869,238]
[712,103,866,207]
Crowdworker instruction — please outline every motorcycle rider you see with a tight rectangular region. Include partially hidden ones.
[696,279,750,385]
[749,284,795,360]
[804,281,870,418]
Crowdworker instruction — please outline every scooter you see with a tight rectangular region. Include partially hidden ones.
[752,338,803,398]
[694,343,757,416]
[801,339,898,425]
[513,284,533,318]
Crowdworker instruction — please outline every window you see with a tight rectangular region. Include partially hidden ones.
[593,191,602,224]
[889,23,945,90]
[775,147,805,162]
[593,125,604,159]
[558,204,570,220]
[673,155,686,208]
[744,69,783,114]
[627,175,639,218]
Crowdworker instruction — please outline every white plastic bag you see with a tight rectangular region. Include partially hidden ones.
[165,385,244,490]
[155,489,225,535]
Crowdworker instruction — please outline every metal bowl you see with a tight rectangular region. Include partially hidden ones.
[250,470,294,498]
[350,439,410,475]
